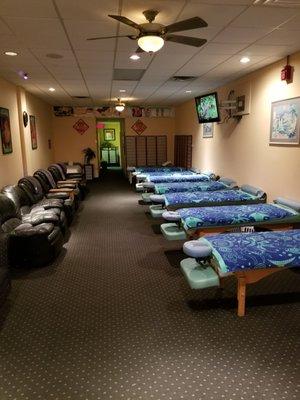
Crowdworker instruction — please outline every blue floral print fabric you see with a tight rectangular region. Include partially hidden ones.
[177,204,298,231]
[164,189,260,207]
[200,230,300,273]
[155,181,228,194]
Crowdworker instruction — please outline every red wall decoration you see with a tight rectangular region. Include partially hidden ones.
[131,119,147,135]
[73,119,89,135]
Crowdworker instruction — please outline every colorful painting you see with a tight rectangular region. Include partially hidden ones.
[30,115,38,150]
[104,128,115,141]
[203,123,214,138]
[0,107,13,154]
[270,97,300,145]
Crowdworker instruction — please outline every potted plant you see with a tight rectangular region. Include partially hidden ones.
[82,147,96,165]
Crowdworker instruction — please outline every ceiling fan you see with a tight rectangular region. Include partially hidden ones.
[87,10,208,53]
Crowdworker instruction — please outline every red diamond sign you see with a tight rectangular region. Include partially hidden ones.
[131,119,147,135]
[73,119,89,135]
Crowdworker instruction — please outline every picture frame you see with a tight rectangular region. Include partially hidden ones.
[104,128,115,141]
[0,107,13,154]
[30,115,38,150]
[270,97,300,145]
[202,122,214,138]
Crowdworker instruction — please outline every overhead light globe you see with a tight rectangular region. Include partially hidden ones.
[138,35,164,53]
[115,98,125,112]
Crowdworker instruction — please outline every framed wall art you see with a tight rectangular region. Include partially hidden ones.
[202,123,214,138]
[270,97,300,145]
[30,115,38,150]
[0,107,13,154]
[104,128,115,141]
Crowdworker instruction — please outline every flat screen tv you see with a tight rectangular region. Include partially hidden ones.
[195,92,220,123]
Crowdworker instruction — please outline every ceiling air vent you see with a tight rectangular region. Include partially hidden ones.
[73,96,90,99]
[253,0,300,7]
[171,76,197,82]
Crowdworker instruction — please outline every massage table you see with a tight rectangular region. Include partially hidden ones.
[180,229,300,316]
[153,177,236,195]
[136,171,215,192]
[148,185,266,218]
[160,198,300,241]
[128,166,184,184]
[141,177,236,204]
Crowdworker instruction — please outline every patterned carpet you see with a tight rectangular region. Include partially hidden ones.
[0,170,299,400]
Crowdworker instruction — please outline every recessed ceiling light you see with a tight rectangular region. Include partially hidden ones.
[240,57,250,64]
[23,73,29,80]
[119,89,126,93]
[49,87,55,92]
[130,54,140,60]
[4,51,18,56]
[185,90,192,93]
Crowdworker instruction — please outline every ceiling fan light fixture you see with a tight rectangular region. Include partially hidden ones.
[115,98,125,112]
[137,35,164,53]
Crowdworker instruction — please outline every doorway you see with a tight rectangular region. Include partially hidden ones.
[97,119,124,170]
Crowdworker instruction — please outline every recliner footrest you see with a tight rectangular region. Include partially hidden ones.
[149,205,164,218]
[180,258,220,289]
[160,223,187,241]
[141,193,152,203]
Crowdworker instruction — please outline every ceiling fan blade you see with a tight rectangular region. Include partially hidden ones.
[165,35,207,47]
[108,15,142,31]
[165,17,207,34]
[87,35,136,41]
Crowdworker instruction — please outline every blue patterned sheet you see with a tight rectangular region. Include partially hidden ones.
[143,170,194,179]
[177,203,299,231]
[200,230,300,274]
[155,181,229,194]
[135,167,183,173]
[149,173,210,184]
[165,189,262,208]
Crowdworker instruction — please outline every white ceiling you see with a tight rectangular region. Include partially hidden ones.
[0,0,299,107]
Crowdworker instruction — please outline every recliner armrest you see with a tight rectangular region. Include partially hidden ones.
[13,222,55,236]
[49,188,74,193]
[46,193,69,200]
[57,183,77,189]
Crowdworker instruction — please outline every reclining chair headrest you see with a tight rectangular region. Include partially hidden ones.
[18,176,45,202]
[1,185,31,210]
[35,169,57,189]
[0,194,18,225]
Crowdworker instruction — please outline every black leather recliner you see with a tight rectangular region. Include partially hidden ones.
[0,231,10,307]
[48,164,87,199]
[34,169,80,209]
[1,185,68,234]
[60,163,85,181]
[0,194,64,268]
[19,176,75,224]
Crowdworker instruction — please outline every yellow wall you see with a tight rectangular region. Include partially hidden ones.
[0,78,53,188]
[22,91,53,175]
[175,52,300,202]
[52,116,98,175]
[0,78,24,187]
[52,115,176,174]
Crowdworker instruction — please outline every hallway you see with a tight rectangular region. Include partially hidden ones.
[0,171,299,400]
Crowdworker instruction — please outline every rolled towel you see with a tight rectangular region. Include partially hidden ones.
[162,210,181,222]
[183,240,212,259]
[274,197,300,213]
[150,194,165,204]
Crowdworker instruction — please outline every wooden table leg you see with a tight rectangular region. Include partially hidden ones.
[237,276,246,317]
